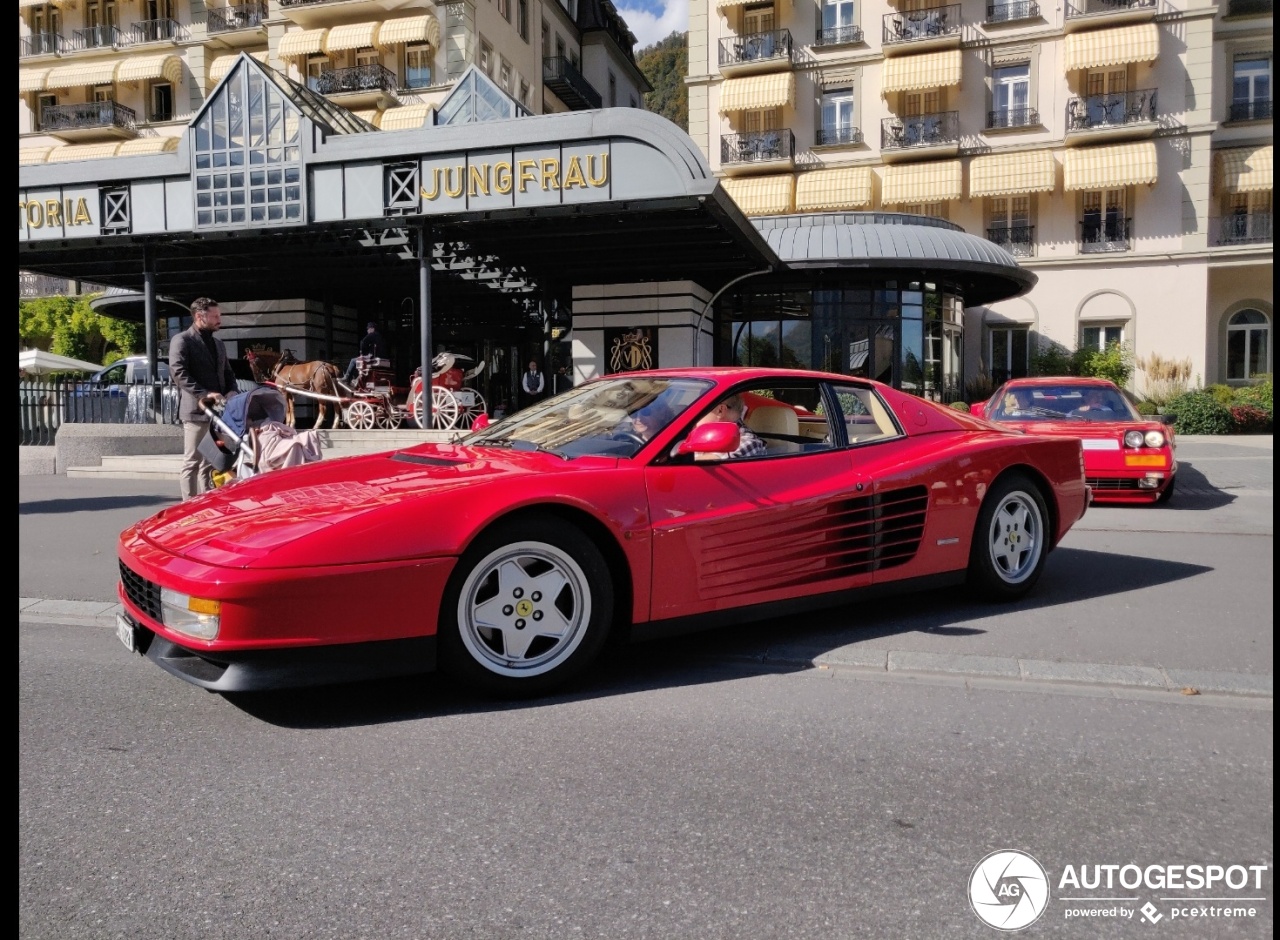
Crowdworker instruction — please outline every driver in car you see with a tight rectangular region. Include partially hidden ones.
[694,394,766,460]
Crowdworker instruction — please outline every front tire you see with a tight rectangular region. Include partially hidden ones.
[439,517,614,696]
[968,472,1050,600]
[1156,474,1175,505]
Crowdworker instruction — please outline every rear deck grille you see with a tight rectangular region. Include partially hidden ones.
[119,560,163,621]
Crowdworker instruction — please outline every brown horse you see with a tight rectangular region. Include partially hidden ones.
[251,348,341,429]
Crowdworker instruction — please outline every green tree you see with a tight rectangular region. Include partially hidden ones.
[637,31,688,131]
[19,294,142,366]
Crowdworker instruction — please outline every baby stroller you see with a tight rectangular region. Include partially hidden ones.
[198,385,322,487]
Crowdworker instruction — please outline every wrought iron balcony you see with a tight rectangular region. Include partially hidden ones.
[987,107,1040,129]
[207,1,268,34]
[21,32,68,57]
[41,100,137,134]
[882,111,960,150]
[719,29,793,68]
[71,24,123,51]
[310,63,398,95]
[1067,88,1156,131]
[1067,0,1155,15]
[815,25,864,46]
[1228,99,1272,122]
[543,56,601,110]
[883,5,961,44]
[131,18,182,44]
[816,125,864,146]
[987,224,1036,257]
[721,129,795,165]
[1226,0,1272,13]
[1079,217,1133,252]
[1216,213,1272,245]
[986,1,1041,23]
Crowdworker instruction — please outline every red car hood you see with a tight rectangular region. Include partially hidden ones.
[127,444,615,567]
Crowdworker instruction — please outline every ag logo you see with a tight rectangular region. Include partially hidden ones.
[969,850,1050,931]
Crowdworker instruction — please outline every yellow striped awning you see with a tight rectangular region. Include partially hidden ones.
[970,150,1057,197]
[881,50,962,94]
[1064,141,1158,191]
[117,136,181,156]
[718,73,795,113]
[46,60,122,88]
[376,15,441,50]
[323,21,380,55]
[795,167,873,211]
[1064,24,1160,72]
[1216,146,1273,194]
[379,103,433,131]
[46,142,123,163]
[722,175,795,216]
[717,0,790,7]
[20,67,50,93]
[350,108,382,128]
[19,147,54,165]
[278,28,327,59]
[116,53,183,85]
[882,160,963,205]
[207,55,237,86]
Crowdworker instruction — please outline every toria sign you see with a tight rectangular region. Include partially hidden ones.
[18,187,100,240]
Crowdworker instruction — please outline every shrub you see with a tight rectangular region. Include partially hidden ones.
[1234,376,1273,416]
[1165,392,1234,435]
[1136,352,1192,406]
[1202,384,1236,407]
[1135,399,1160,416]
[1075,342,1134,388]
[964,372,995,403]
[950,400,970,412]
[1230,404,1272,434]
[1030,341,1074,377]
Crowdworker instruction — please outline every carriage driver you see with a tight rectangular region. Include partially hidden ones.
[343,322,388,383]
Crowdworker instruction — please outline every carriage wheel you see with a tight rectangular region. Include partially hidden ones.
[457,392,488,429]
[431,386,459,430]
[377,407,403,430]
[344,399,377,430]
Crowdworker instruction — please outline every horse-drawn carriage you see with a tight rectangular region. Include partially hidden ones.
[246,348,486,431]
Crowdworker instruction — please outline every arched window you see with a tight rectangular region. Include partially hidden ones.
[1226,309,1270,382]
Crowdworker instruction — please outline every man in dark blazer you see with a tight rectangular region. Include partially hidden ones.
[170,297,238,499]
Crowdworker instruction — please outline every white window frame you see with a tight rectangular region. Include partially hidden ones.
[992,63,1030,119]
[988,325,1030,383]
[821,0,856,34]
[1226,309,1271,382]
[149,80,173,122]
[820,86,856,141]
[404,44,432,88]
[1080,323,1126,351]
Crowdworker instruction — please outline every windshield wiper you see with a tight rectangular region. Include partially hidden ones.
[509,438,568,460]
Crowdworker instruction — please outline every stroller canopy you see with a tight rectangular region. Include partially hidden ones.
[222,386,287,438]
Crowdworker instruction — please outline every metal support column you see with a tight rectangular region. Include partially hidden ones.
[419,221,432,428]
[143,245,159,415]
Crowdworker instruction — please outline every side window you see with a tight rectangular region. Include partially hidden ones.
[715,383,836,458]
[828,384,900,444]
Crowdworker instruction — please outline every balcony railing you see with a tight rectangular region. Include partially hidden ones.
[815,24,864,46]
[207,1,268,34]
[882,111,960,150]
[986,1,1041,23]
[883,5,961,44]
[1079,217,1133,252]
[1067,0,1155,15]
[1228,99,1272,122]
[1067,88,1156,130]
[1226,0,1272,13]
[1216,213,1272,245]
[987,224,1036,257]
[988,107,1040,129]
[20,32,68,56]
[279,0,345,6]
[721,129,796,165]
[543,56,601,110]
[41,100,137,134]
[816,125,864,146]
[71,24,123,51]
[719,29,793,67]
[131,18,182,43]
[309,63,397,96]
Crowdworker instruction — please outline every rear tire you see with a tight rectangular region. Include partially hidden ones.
[439,517,614,696]
[968,472,1050,600]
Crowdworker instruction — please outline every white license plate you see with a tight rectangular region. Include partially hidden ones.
[1081,439,1120,451]
[116,613,137,653]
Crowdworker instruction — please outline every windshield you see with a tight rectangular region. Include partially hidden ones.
[991,385,1138,422]
[464,377,713,458]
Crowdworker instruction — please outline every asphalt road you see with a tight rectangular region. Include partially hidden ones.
[19,436,1274,939]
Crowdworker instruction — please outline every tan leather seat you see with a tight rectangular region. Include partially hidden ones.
[746,405,800,454]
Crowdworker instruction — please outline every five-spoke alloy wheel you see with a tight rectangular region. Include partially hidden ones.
[968,472,1050,599]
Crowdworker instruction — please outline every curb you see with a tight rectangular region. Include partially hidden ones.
[23,598,1274,700]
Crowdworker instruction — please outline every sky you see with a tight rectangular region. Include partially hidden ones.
[615,0,688,51]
